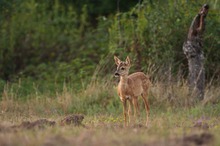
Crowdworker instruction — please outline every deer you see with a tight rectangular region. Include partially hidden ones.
[114,56,151,127]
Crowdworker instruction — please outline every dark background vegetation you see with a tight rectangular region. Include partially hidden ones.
[0,0,219,96]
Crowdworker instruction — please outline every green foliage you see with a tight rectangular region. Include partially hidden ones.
[60,0,138,16]
[0,0,109,83]
[0,0,219,83]
[0,0,219,103]
[109,0,220,80]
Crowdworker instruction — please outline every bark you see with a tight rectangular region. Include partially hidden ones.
[183,4,208,100]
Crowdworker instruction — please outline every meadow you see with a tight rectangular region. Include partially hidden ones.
[1,75,220,146]
[0,0,220,146]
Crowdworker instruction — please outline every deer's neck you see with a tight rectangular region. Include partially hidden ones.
[119,75,129,87]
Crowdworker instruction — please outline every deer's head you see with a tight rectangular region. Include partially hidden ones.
[114,56,131,77]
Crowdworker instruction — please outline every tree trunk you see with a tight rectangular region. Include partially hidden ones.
[183,4,209,100]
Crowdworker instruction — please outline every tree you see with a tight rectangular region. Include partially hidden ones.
[183,4,209,100]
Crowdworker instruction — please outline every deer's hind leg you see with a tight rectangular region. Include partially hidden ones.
[141,92,150,127]
[133,97,140,122]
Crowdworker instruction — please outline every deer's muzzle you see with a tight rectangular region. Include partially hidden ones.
[114,72,120,77]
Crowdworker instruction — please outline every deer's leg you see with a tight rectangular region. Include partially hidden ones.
[128,99,133,124]
[137,100,140,117]
[141,93,150,127]
[122,100,128,127]
[133,97,140,121]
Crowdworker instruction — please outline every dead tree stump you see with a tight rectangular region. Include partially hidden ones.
[183,4,209,100]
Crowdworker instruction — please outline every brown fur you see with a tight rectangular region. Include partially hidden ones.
[114,56,151,127]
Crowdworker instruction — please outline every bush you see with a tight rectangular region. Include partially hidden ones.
[108,0,220,81]
[0,0,109,83]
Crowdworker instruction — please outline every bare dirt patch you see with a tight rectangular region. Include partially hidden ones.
[182,132,214,146]
[0,114,85,132]
[60,114,84,126]
[12,119,56,130]
[0,119,56,132]
[148,132,214,146]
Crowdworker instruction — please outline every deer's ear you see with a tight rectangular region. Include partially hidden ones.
[114,56,121,65]
[125,56,131,66]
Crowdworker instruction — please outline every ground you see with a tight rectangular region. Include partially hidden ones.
[0,106,219,146]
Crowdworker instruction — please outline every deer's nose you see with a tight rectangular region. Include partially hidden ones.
[114,72,120,77]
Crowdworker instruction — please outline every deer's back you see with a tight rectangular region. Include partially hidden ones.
[127,72,150,96]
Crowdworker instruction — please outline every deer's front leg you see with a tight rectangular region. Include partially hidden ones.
[128,99,133,124]
[122,99,128,127]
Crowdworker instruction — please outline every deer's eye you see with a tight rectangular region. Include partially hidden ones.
[121,67,125,70]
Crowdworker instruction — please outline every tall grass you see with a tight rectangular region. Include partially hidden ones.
[1,61,220,119]
[1,63,220,146]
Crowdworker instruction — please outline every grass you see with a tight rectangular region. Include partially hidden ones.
[0,78,220,146]
[0,105,219,146]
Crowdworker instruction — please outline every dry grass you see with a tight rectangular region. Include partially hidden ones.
[0,78,220,146]
[0,110,219,146]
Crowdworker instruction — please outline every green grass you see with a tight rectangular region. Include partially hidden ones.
[0,104,220,146]
[0,79,220,146]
